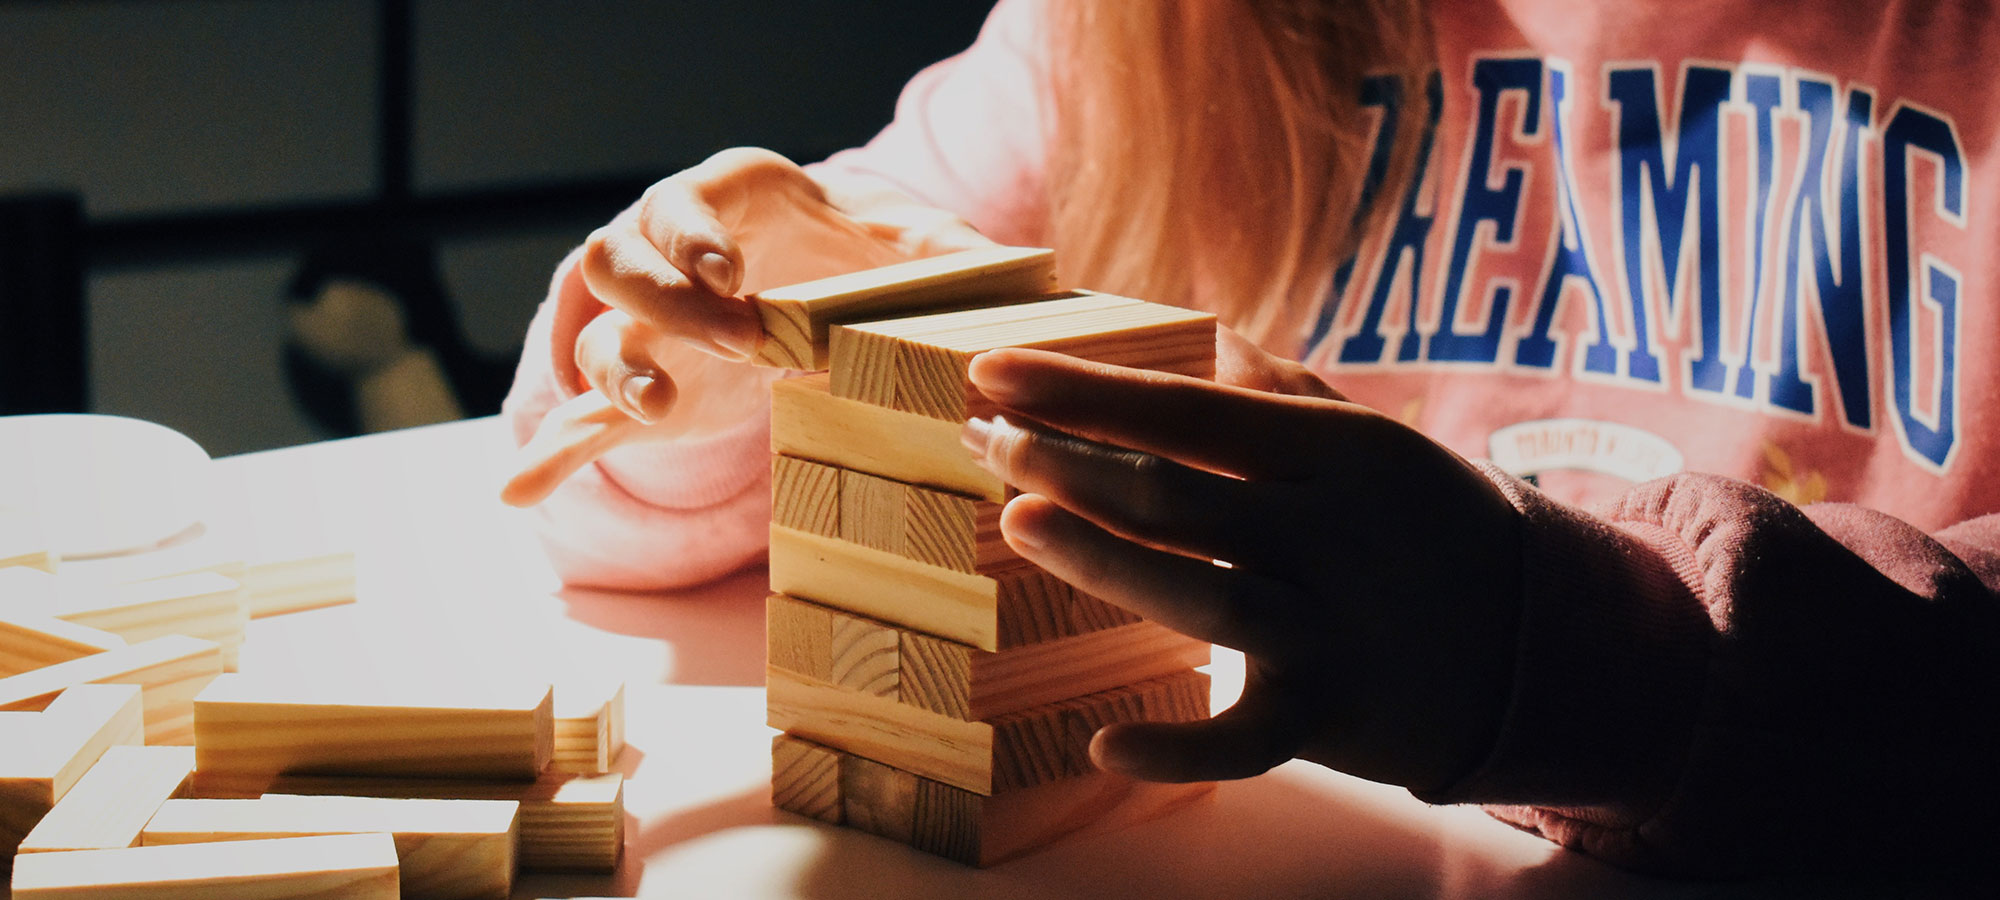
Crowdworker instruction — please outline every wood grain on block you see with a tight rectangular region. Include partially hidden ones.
[9,832,400,898]
[185,771,625,874]
[144,795,518,900]
[829,292,1217,421]
[552,681,625,775]
[775,733,1214,867]
[193,674,554,779]
[0,684,146,858]
[769,734,840,825]
[768,593,1207,720]
[767,526,1134,652]
[748,246,1058,370]
[767,665,1208,795]
[0,612,124,677]
[773,456,1012,574]
[772,374,1004,502]
[53,571,248,672]
[16,745,194,854]
[0,635,221,745]
[239,551,356,619]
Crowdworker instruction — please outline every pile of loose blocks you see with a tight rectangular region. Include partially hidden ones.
[1,512,627,897]
[752,246,1220,865]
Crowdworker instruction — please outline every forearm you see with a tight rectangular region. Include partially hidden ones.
[1426,470,2000,876]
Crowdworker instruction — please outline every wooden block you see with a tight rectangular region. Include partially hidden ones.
[0,684,146,858]
[767,666,1208,795]
[0,611,124,677]
[748,246,1058,370]
[767,593,1208,721]
[774,456,1012,574]
[829,292,1217,421]
[0,513,58,574]
[193,675,554,780]
[16,745,195,854]
[774,733,1213,867]
[551,681,625,775]
[187,771,625,874]
[53,571,249,672]
[769,734,840,825]
[239,551,356,619]
[772,373,1004,501]
[768,525,1135,652]
[144,795,519,900]
[10,832,400,898]
[0,635,222,745]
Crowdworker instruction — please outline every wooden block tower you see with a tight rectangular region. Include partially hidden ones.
[755,247,1219,865]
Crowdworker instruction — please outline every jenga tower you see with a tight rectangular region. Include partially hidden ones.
[756,248,1220,865]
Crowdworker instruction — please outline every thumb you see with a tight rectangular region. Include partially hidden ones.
[1089,681,1299,783]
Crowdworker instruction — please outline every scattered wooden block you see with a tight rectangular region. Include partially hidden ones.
[829,291,1216,421]
[772,373,1004,501]
[53,571,249,672]
[144,795,518,900]
[188,770,625,874]
[0,566,61,611]
[768,526,1134,652]
[0,635,222,744]
[773,455,1013,574]
[0,513,57,574]
[772,733,1213,866]
[0,684,146,858]
[16,745,195,854]
[552,681,626,775]
[767,666,1208,795]
[10,832,400,898]
[193,675,554,780]
[239,551,356,619]
[767,593,1208,721]
[0,611,124,677]
[749,246,1058,370]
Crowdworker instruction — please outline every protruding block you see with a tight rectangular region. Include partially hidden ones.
[772,373,1004,501]
[10,832,400,898]
[828,292,1216,421]
[0,611,124,677]
[0,635,220,744]
[0,684,146,857]
[768,526,1135,652]
[768,666,1209,795]
[772,456,1013,574]
[767,593,1209,721]
[188,770,625,873]
[772,733,1213,866]
[552,681,626,775]
[193,674,554,779]
[17,745,195,854]
[53,571,249,672]
[143,795,519,900]
[748,246,1058,370]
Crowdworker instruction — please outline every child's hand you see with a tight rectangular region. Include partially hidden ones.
[503,147,994,506]
[959,342,1523,793]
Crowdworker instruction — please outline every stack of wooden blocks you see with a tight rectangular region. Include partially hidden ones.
[754,247,1220,865]
[1,515,627,897]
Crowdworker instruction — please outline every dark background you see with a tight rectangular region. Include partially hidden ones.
[0,0,991,454]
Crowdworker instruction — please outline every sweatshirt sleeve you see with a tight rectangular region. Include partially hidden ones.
[1417,467,2000,877]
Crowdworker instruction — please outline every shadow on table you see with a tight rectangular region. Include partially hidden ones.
[558,567,768,687]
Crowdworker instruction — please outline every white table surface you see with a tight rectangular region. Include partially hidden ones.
[83,417,1971,899]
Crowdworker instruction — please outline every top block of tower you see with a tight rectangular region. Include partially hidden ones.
[747,246,1058,370]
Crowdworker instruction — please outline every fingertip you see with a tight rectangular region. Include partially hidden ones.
[695,251,740,296]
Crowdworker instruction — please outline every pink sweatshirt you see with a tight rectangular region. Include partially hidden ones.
[504,0,2000,876]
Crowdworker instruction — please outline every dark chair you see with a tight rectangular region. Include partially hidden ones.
[0,191,87,414]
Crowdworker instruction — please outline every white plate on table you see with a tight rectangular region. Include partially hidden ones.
[0,413,213,560]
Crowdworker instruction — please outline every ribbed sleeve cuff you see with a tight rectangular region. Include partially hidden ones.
[1416,465,1710,818]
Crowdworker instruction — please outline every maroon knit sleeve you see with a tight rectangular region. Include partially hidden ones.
[1419,467,2000,876]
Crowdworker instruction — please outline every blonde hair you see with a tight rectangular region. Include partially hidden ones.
[1045,0,1433,352]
